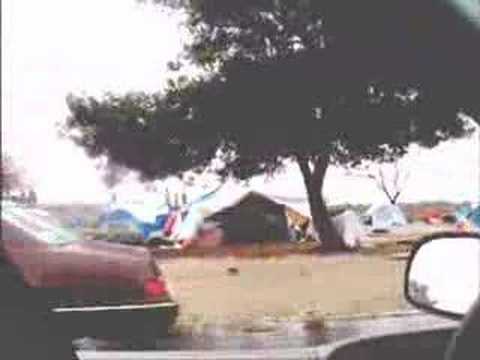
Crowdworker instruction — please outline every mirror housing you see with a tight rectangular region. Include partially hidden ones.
[405,232,480,319]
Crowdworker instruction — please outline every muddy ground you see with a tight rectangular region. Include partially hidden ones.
[159,253,407,330]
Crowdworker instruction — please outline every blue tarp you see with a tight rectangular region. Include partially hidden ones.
[468,206,480,229]
[98,209,138,224]
[456,204,473,221]
[98,209,167,240]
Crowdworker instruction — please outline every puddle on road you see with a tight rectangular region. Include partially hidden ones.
[74,321,359,351]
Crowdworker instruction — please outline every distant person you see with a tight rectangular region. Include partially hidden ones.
[27,189,37,205]
[0,228,79,360]
[19,190,27,204]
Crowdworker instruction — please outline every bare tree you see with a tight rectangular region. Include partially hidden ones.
[347,161,410,205]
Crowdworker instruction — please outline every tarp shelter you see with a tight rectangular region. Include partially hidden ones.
[106,198,169,224]
[456,204,473,221]
[366,204,407,231]
[171,183,248,240]
[98,209,166,241]
[467,205,480,229]
[208,192,290,244]
[331,210,366,249]
[171,183,291,243]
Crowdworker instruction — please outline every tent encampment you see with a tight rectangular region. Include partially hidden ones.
[365,204,407,231]
[173,182,370,248]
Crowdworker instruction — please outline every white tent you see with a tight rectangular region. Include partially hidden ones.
[171,182,251,240]
[331,210,366,249]
[366,204,407,231]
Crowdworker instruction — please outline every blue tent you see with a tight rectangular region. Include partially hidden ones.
[98,209,139,225]
[456,204,473,221]
[468,206,480,229]
[98,209,166,240]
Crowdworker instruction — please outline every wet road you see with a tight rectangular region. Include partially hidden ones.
[76,311,457,359]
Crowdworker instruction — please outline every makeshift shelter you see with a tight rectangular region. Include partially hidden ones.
[98,209,140,231]
[171,183,248,240]
[208,191,290,244]
[98,209,166,241]
[107,198,169,224]
[456,204,473,222]
[468,205,480,230]
[331,210,366,249]
[365,204,407,231]
[171,183,291,244]
[263,194,312,219]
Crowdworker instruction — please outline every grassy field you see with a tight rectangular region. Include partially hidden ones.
[159,253,407,330]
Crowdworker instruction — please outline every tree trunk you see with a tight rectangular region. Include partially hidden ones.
[297,155,346,252]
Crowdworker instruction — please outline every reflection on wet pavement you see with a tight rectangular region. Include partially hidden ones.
[74,321,358,351]
[74,313,457,353]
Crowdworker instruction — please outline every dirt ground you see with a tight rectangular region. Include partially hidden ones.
[159,253,407,328]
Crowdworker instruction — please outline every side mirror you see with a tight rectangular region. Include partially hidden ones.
[405,233,480,318]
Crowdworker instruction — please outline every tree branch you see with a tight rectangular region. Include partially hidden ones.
[377,167,395,204]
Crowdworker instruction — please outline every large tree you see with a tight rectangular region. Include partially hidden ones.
[64,0,479,251]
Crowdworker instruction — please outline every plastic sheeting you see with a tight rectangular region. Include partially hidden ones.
[331,210,366,249]
[262,194,312,219]
[468,206,480,229]
[98,209,166,240]
[170,183,250,240]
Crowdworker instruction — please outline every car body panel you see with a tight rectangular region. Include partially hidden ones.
[1,205,178,337]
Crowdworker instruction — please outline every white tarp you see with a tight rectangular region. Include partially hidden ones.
[251,179,312,218]
[171,182,251,240]
[261,194,312,218]
[332,210,366,249]
[188,182,251,216]
[366,204,407,230]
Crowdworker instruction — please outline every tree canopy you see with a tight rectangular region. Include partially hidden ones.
[65,0,479,250]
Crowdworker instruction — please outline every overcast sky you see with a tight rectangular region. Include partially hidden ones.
[2,0,480,205]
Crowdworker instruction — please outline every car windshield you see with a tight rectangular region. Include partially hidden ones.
[2,203,80,245]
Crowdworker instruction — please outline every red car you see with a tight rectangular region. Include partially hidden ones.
[1,203,178,339]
